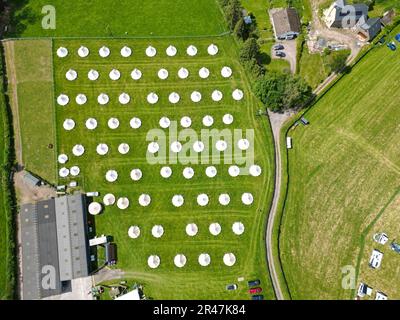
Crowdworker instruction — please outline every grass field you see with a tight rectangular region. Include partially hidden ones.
[279,27,400,299]
[4,40,57,183]
[53,36,275,299]
[10,0,227,38]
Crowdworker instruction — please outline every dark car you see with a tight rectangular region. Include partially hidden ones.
[248,279,260,287]
[249,287,262,294]
[300,117,309,125]
[387,42,397,51]
[226,284,238,291]
[275,51,286,58]
[251,295,264,300]
[273,44,284,50]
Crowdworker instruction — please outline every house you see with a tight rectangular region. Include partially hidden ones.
[270,8,301,40]
[357,17,382,41]
[323,0,368,29]
[369,249,383,269]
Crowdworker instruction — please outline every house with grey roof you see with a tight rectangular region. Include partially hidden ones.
[356,17,381,41]
[20,192,92,299]
[270,8,301,40]
[323,0,368,29]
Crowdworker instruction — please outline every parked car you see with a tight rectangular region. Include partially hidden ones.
[248,287,262,294]
[248,279,260,287]
[300,117,309,125]
[251,295,264,300]
[275,51,286,57]
[395,33,400,43]
[387,42,397,51]
[273,44,284,50]
[226,284,238,291]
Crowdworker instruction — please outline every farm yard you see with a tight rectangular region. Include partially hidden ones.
[280,26,400,299]
[49,36,275,299]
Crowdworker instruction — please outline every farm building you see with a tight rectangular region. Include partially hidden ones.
[20,192,92,299]
[270,8,301,40]
[323,0,368,29]
[23,171,41,187]
[356,17,381,42]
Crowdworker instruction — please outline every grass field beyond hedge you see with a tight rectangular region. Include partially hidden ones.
[53,36,275,299]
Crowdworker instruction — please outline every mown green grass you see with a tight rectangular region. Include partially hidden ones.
[279,26,400,299]
[53,36,275,299]
[10,0,227,38]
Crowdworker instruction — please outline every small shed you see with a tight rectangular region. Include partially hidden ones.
[286,137,292,149]
[23,171,41,187]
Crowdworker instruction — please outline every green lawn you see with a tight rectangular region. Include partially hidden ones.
[53,36,275,299]
[9,0,227,38]
[280,27,400,299]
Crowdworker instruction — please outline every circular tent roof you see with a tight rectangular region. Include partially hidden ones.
[151,225,164,238]
[202,115,214,127]
[146,46,157,57]
[130,117,142,129]
[109,69,121,81]
[215,140,228,152]
[168,92,180,104]
[241,192,254,205]
[249,164,262,177]
[70,166,80,176]
[180,116,192,128]
[221,66,232,78]
[131,68,142,80]
[88,69,99,81]
[119,93,130,105]
[178,67,189,79]
[59,167,69,178]
[147,142,159,154]
[85,118,97,130]
[158,68,169,80]
[166,45,177,57]
[205,166,217,178]
[58,154,68,164]
[147,92,159,104]
[103,193,116,206]
[63,119,75,131]
[211,90,223,102]
[193,141,204,153]
[198,67,210,79]
[108,117,120,129]
[219,193,230,206]
[185,223,198,237]
[76,93,87,105]
[99,46,110,58]
[78,46,89,58]
[88,202,102,215]
[222,113,234,125]
[117,197,130,210]
[228,165,240,177]
[209,222,221,236]
[183,167,194,179]
[139,194,151,207]
[130,169,143,181]
[170,141,182,153]
[57,94,69,106]
[160,166,172,179]
[128,226,140,239]
[190,91,202,103]
[96,143,109,156]
[172,195,184,207]
[97,93,109,105]
[147,255,160,269]
[56,47,68,58]
[120,46,132,57]
[223,253,236,266]
[66,69,77,81]
[232,89,244,101]
[232,222,245,235]
[159,117,171,129]
[197,193,209,206]
[118,143,130,155]
[72,144,85,157]
[207,44,219,56]
[186,45,198,56]
[237,138,250,151]
[198,253,211,267]
[174,254,187,268]
[105,170,118,182]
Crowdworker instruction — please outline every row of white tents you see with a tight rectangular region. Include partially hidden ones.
[145,252,236,268]
[57,44,219,59]
[65,66,232,82]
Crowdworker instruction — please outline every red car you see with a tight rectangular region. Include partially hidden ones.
[249,287,262,294]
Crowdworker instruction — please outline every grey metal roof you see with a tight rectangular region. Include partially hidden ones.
[23,172,40,187]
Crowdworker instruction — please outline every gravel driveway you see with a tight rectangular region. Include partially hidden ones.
[271,40,297,74]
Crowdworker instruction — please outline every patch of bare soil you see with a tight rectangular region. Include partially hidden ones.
[14,170,56,204]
